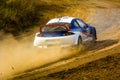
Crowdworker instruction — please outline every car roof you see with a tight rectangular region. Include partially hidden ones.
[47,16,75,24]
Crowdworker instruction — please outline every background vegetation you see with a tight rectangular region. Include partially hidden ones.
[0,0,92,36]
[0,0,40,35]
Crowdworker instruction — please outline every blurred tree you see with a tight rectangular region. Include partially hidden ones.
[0,0,39,35]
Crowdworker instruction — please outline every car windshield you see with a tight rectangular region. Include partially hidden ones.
[41,26,66,32]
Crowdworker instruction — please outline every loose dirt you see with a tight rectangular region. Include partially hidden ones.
[0,0,120,80]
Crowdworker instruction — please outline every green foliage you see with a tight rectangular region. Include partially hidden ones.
[0,0,70,36]
[0,0,39,35]
[0,0,92,36]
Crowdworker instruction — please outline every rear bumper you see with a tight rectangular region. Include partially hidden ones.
[35,44,74,48]
[33,32,77,48]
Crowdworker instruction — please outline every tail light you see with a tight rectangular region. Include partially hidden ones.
[37,33,43,37]
[62,32,69,36]
[65,33,69,35]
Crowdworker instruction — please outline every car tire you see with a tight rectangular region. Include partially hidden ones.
[77,36,82,46]
[92,27,97,43]
[77,36,84,51]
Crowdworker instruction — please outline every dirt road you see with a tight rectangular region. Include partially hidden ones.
[12,40,120,80]
[1,0,120,80]
[11,2,120,80]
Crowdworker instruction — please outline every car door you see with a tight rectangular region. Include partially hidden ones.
[70,19,87,41]
[75,19,92,42]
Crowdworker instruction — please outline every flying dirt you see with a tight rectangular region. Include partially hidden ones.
[0,33,80,79]
[0,0,120,80]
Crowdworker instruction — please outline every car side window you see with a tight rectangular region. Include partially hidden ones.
[76,19,86,28]
[74,21,80,28]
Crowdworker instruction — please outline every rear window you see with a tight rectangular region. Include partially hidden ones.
[41,26,66,32]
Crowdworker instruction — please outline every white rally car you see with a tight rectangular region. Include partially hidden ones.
[33,16,97,48]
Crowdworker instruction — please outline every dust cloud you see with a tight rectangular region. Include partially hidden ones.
[0,32,79,79]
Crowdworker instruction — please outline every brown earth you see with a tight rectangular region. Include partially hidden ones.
[0,0,120,80]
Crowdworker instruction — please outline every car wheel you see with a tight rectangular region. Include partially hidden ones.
[77,36,84,51]
[77,36,82,46]
[92,27,97,43]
